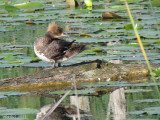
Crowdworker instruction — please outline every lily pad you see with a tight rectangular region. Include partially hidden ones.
[0,108,38,116]
[14,2,44,9]
[3,54,16,61]
[0,92,28,99]
[50,90,95,95]
[129,107,160,116]
[134,99,160,103]
[125,89,152,93]
[4,5,20,13]
[124,24,143,30]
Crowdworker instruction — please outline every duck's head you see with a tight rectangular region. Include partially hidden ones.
[45,21,68,38]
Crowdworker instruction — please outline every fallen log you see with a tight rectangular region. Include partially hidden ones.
[0,60,159,91]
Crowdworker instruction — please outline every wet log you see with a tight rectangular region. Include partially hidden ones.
[0,60,159,91]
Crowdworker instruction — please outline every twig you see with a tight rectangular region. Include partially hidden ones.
[41,90,71,120]
[72,74,81,120]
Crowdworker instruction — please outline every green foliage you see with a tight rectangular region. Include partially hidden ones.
[153,68,160,76]
[84,0,93,7]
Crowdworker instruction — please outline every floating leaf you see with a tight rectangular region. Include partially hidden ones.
[125,89,152,93]
[134,99,160,103]
[129,107,160,115]
[14,2,44,9]
[9,61,24,64]
[124,24,143,30]
[0,108,38,115]
[0,92,28,99]
[50,90,95,95]
[4,5,20,13]
[79,33,91,37]
[102,12,122,19]
[91,48,103,52]
[3,54,16,61]
[30,57,41,63]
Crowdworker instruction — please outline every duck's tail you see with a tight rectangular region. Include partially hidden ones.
[64,42,86,59]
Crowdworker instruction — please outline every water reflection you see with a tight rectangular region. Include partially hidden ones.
[36,103,90,120]
[0,67,43,80]
[106,88,126,120]
[0,86,159,120]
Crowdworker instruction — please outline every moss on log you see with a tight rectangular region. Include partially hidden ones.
[0,60,159,91]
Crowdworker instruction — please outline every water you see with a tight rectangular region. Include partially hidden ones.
[0,0,160,119]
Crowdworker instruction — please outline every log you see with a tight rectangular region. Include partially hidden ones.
[0,60,159,91]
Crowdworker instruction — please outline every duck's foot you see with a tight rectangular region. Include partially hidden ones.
[52,62,56,69]
[45,67,52,70]
[58,63,61,67]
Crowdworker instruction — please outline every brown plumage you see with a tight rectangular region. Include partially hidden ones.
[34,21,86,68]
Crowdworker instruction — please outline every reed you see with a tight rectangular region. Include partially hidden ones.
[124,0,160,99]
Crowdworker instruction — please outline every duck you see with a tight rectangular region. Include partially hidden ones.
[34,21,86,68]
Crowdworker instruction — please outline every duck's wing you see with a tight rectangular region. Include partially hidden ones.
[43,39,75,59]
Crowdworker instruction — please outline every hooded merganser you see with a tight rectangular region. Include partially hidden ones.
[34,21,86,68]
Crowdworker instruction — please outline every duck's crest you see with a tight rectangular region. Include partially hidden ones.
[47,21,58,32]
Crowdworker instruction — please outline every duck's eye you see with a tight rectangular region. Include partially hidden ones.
[58,27,63,34]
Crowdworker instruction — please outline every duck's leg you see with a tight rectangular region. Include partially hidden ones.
[52,61,56,69]
[58,63,61,67]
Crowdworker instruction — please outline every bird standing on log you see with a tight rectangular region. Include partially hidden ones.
[34,22,86,68]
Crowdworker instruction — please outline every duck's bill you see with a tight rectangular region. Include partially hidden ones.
[60,33,69,37]
[54,33,69,38]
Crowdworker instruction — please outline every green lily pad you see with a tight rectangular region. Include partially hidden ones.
[4,5,20,13]
[0,108,38,115]
[50,90,95,95]
[125,89,152,93]
[91,48,103,52]
[30,57,41,63]
[124,24,143,30]
[9,61,25,64]
[134,99,160,103]
[14,2,44,9]
[129,107,160,115]
[0,92,28,99]
[3,54,16,61]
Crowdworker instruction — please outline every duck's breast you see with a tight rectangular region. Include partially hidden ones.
[34,37,55,63]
